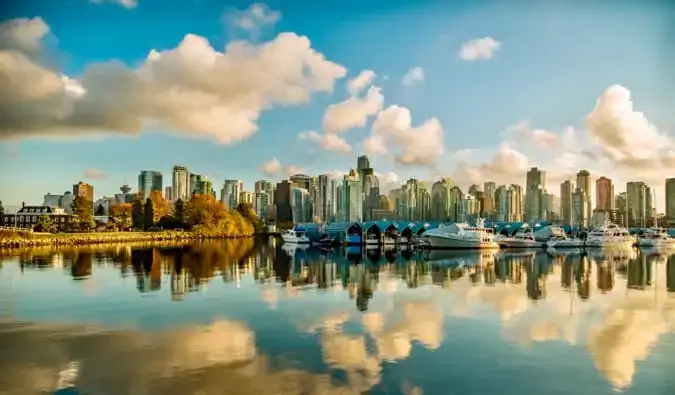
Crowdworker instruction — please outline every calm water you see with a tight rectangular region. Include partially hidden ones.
[1,239,675,395]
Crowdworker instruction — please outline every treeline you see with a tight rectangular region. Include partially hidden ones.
[109,193,260,236]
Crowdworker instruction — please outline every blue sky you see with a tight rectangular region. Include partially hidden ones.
[1,0,674,208]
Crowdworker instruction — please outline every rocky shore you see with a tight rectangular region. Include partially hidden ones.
[0,230,255,249]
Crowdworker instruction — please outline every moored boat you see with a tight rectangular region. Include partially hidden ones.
[421,218,499,250]
[281,227,311,244]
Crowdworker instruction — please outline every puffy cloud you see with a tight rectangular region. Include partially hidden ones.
[0,17,50,55]
[223,3,281,39]
[298,130,351,153]
[449,85,675,198]
[364,105,444,166]
[90,0,138,9]
[401,66,424,86]
[322,86,384,134]
[347,70,376,96]
[259,157,281,176]
[0,18,347,144]
[458,37,501,61]
[83,168,106,180]
[284,164,306,177]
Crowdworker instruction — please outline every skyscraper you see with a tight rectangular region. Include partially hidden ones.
[626,181,651,227]
[576,170,592,216]
[73,181,94,201]
[595,177,614,211]
[138,170,163,197]
[525,167,546,222]
[275,180,293,223]
[221,179,243,209]
[560,180,574,226]
[666,178,675,226]
[172,165,190,201]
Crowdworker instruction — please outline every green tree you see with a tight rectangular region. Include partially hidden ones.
[71,196,94,232]
[132,199,145,230]
[95,204,105,216]
[34,214,55,233]
[143,198,155,229]
[0,200,4,222]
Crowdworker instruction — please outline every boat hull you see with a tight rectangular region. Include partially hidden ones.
[584,239,634,249]
[498,239,546,248]
[547,239,584,248]
[637,238,675,248]
[281,235,311,244]
[424,234,499,249]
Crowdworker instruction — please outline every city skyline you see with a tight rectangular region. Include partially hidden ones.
[1,1,674,209]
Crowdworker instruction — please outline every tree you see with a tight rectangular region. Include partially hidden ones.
[132,199,145,230]
[71,196,94,232]
[149,190,169,221]
[144,198,155,229]
[95,204,105,216]
[110,203,132,230]
[173,198,186,226]
[0,200,4,222]
[34,214,56,233]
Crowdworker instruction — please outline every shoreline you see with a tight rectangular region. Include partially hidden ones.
[0,230,256,249]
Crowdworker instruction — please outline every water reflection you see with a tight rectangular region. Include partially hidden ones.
[1,242,675,394]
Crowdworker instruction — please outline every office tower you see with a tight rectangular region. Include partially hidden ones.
[254,180,274,195]
[626,181,651,227]
[254,191,271,219]
[595,177,614,211]
[315,174,338,222]
[221,179,243,209]
[361,170,379,221]
[525,167,546,222]
[289,174,311,191]
[572,187,589,227]
[73,181,94,201]
[666,178,675,226]
[290,186,312,223]
[340,171,363,222]
[138,170,163,197]
[357,155,370,171]
[275,180,293,223]
[560,180,574,226]
[239,191,254,205]
[615,192,628,227]
[431,179,453,221]
[576,170,592,216]
[172,165,190,201]
[164,186,173,201]
[483,181,496,217]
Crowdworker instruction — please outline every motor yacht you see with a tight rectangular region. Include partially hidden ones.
[498,230,546,248]
[546,234,584,248]
[637,227,675,248]
[421,218,499,249]
[584,222,634,248]
[281,228,311,244]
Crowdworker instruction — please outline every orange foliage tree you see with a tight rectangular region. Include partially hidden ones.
[149,190,169,222]
[109,203,132,230]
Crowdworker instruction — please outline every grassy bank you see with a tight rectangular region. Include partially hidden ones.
[0,229,255,249]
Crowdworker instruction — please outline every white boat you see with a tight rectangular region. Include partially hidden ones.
[281,228,311,244]
[546,235,584,248]
[421,218,499,249]
[584,222,634,248]
[498,231,546,248]
[637,227,675,248]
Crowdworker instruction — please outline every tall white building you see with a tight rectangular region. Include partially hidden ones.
[172,165,190,201]
[291,187,312,223]
[221,179,243,209]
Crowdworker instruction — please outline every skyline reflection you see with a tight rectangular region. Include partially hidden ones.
[1,241,675,394]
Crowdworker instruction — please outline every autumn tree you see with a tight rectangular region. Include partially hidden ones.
[143,198,155,229]
[0,200,4,222]
[71,196,94,232]
[173,198,186,225]
[185,194,226,228]
[132,199,145,230]
[236,203,261,232]
[149,190,169,221]
[110,203,132,230]
[34,214,56,233]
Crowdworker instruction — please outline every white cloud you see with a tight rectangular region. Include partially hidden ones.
[298,130,351,153]
[347,70,376,96]
[222,3,281,39]
[449,85,675,207]
[83,168,106,179]
[0,18,347,145]
[284,164,306,177]
[364,105,444,166]
[0,17,50,55]
[259,157,281,176]
[90,0,138,9]
[401,67,424,86]
[322,86,384,134]
[458,37,501,61]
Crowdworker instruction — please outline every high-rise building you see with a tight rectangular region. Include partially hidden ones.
[666,178,675,226]
[275,180,293,223]
[239,191,254,205]
[483,181,496,217]
[254,191,271,219]
[560,180,574,226]
[615,192,628,227]
[254,180,274,195]
[289,174,311,191]
[164,186,173,201]
[361,170,379,221]
[138,170,163,197]
[576,170,592,216]
[291,187,312,223]
[626,181,652,227]
[357,155,370,171]
[172,165,190,201]
[221,180,243,210]
[525,167,546,222]
[572,187,589,227]
[73,181,94,201]
[595,177,614,211]
[431,179,454,221]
